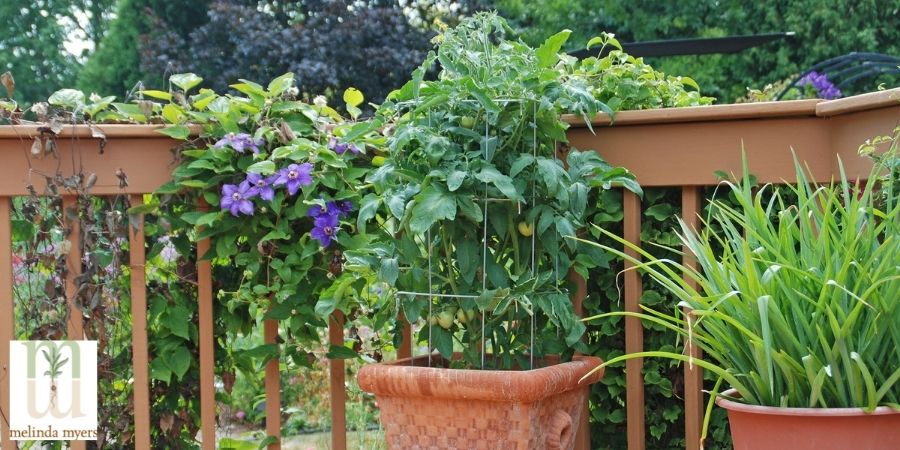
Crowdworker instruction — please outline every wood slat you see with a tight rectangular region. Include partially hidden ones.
[128,195,151,450]
[63,195,84,341]
[397,316,412,360]
[681,187,705,450]
[329,312,347,450]
[264,318,282,449]
[62,195,87,450]
[0,137,178,196]
[623,191,645,450]
[0,197,14,448]
[568,271,591,450]
[196,200,216,450]
[815,87,900,117]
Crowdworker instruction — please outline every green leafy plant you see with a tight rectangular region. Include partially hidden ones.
[580,152,900,437]
[570,33,714,110]
[358,12,641,369]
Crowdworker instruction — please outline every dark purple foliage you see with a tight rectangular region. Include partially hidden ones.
[141,0,434,105]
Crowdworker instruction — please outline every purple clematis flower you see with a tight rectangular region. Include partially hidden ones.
[246,173,276,201]
[307,200,353,220]
[310,214,340,247]
[798,71,842,100]
[214,133,265,154]
[220,181,257,216]
[328,137,361,155]
[273,163,313,196]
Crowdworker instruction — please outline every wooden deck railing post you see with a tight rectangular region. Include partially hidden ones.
[329,311,347,450]
[0,197,14,449]
[569,270,591,450]
[196,201,216,450]
[128,195,151,450]
[62,195,87,450]
[623,191,645,450]
[397,315,412,360]
[264,318,282,449]
[681,187,705,450]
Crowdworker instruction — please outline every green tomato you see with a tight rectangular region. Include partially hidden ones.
[428,315,438,326]
[459,116,475,129]
[517,221,534,237]
[372,155,386,166]
[437,310,454,329]
[456,309,468,324]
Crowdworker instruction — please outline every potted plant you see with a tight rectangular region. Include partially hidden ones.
[354,13,642,449]
[579,149,900,449]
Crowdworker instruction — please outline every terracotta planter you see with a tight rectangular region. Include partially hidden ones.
[358,354,604,450]
[716,389,900,450]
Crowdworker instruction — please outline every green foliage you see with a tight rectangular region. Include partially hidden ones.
[77,0,211,97]
[0,0,115,105]
[361,13,644,369]
[486,0,899,102]
[584,153,900,419]
[482,0,618,52]
[581,188,730,449]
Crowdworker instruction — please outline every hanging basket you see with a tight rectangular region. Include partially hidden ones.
[358,353,604,450]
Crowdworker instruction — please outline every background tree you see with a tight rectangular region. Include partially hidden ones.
[77,0,212,98]
[485,0,900,102]
[140,0,435,105]
[0,0,114,105]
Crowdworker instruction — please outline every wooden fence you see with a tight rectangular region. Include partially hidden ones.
[0,88,897,450]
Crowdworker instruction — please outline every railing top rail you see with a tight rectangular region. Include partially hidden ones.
[564,87,900,127]
[0,124,201,139]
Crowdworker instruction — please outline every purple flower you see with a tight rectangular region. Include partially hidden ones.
[246,173,276,201]
[311,214,340,247]
[328,137,361,155]
[307,200,353,220]
[273,163,313,196]
[220,181,257,216]
[214,133,265,154]
[798,71,842,100]
[158,236,179,263]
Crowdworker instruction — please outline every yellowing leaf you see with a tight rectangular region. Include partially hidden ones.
[343,87,364,107]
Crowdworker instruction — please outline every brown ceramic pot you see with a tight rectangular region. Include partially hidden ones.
[716,389,900,450]
[358,354,604,450]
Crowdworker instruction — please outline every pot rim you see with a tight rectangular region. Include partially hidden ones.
[358,353,604,403]
[716,388,900,417]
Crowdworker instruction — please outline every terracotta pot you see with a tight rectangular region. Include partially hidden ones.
[716,389,900,450]
[358,354,604,450]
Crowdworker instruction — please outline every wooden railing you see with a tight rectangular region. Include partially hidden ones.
[0,88,896,450]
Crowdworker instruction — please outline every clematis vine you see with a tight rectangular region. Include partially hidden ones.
[273,163,313,195]
[214,132,265,154]
[246,173,276,201]
[220,181,257,216]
